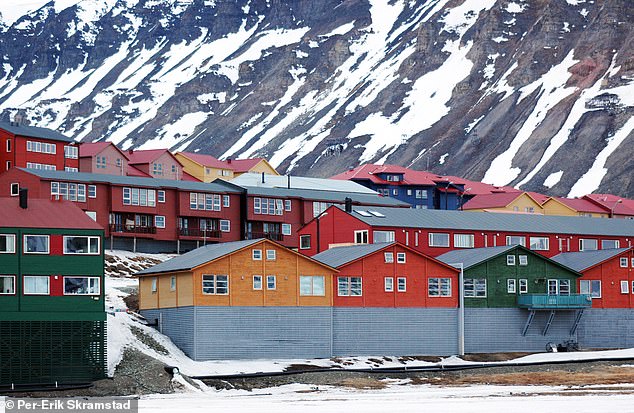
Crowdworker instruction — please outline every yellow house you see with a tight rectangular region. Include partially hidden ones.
[175,152,279,182]
[542,197,609,218]
[462,192,545,214]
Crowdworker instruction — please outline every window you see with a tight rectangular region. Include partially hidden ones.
[116,158,122,168]
[559,279,570,295]
[407,189,412,196]
[253,275,262,290]
[170,276,176,291]
[152,163,163,175]
[428,278,451,297]
[601,239,620,249]
[621,257,629,268]
[266,275,276,290]
[24,235,49,254]
[506,255,516,266]
[507,279,516,294]
[519,255,528,266]
[373,230,395,243]
[254,197,284,215]
[6,161,11,169]
[158,190,165,203]
[338,277,362,296]
[397,277,406,292]
[190,193,220,210]
[171,165,177,174]
[27,141,56,155]
[0,234,15,253]
[96,156,106,169]
[619,280,628,293]
[151,278,157,292]
[0,276,15,294]
[300,276,325,296]
[88,185,97,198]
[415,189,427,199]
[63,236,99,254]
[580,280,601,298]
[10,183,19,196]
[26,162,56,170]
[384,277,394,292]
[64,277,100,295]
[300,235,311,249]
[24,276,49,295]
[454,234,474,248]
[6,139,11,152]
[384,252,394,263]
[429,233,450,247]
[519,279,528,294]
[580,239,598,251]
[530,237,549,251]
[213,194,221,211]
[281,224,291,236]
[64,145,78,159]
[223,195,230,207]
[123,188,131,205]
[252,249,262,260]
[313,201,330,217]
[266,250,276,260]
[354,230,369,244]
[392,189,398,196]
[506,236,526,246]
[65,167,78,172]
[220,220,230,232]
[254,198,261,214]
[464,278,486,297]
[284,200,292,211]
[202,275,228,295]
[397,252,406,263]
[123,188,155,207]
[155,216,166,229]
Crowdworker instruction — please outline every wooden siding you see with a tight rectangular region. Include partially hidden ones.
[578,250,634,308]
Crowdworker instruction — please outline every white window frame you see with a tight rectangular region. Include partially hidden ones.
[337,276,362,296]
[299,275,326,296]
[158,190,166,203]
[0,275,15,295]
[6,139,11,152]
[384,277,394,292]
[373,230,395,243]
[300,235,311,250]
[621,280,629,294]
[252,249,262,260]
[266,250,276,261]
[397,252,406,263]
[454,233,474,248]
[170,276,176,291]
[529,237,549,251]
[580,279,601,298]
[621,257,629,268]
[354,230,369,244]
[88,185,97,198]
[428,278,451,297]
[24,276,50,295]
[579,238,598,251]
[151,278,157,293]
[220,220,230,232]
[63,276,100,296]
[0,234,16,253]
[223,195,230,207]
[507,279,516,294]
[202,274,229,295]
[519,279,528,294]
[506,255,516,266]
[519,255,528,266]
[63,236,100,255]
[253,275,262,290]
[397,277,406,292]
[464,278,487,298]
[429,233,450,247]
[24,235,50,254]
[10,183,19,196]
[384,252,394,263]
[506,236,526,246]
[155,216,166,229]
[266,275,276,290]
[601,239,620,249]
[284,200,292,211]
[281,223,292,236]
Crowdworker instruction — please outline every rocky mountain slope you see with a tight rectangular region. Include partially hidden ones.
[0,0,632,197]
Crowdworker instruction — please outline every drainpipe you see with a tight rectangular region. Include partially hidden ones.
[450,262,465,356]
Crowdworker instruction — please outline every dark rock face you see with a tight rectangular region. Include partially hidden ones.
[0,0,632,197]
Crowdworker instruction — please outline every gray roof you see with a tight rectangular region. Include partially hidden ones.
[312,243,394,268]
[0,122,74,142]
[137,239,262,275]
[241,185,406,206]
[436,246,515,269]
[231,173,378,194]
[341,205,634,237]
[20,168,242,193]
[551,248,630,272]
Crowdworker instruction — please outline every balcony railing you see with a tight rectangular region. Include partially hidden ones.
[109,224,156,234]
[517,294,592,310]
[246,231,284,242]
[178,228,221,238]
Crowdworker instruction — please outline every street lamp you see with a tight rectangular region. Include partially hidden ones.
[610,199,622,218]
[459,187,471,211]
[444,181,453,210]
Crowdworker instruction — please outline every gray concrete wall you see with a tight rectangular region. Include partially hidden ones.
[465,308,577,353]
[577,309,634,349]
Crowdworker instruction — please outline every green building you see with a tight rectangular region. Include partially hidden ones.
[0,193,106,386]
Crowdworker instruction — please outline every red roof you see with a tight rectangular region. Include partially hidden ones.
[127,149,182,166]
[552,197,610,214]
[79,142,129,159]
[331,164,465,186]
[462,192,526,210]
[583,194,634,216]
[178,152,228,168]
[126,165,152,177]
[0,197,103,230]
[226,158,264,173]
[458,179,519,196]
[181,171,201,181]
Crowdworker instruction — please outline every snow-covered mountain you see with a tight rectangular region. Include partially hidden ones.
[0,0,632,197]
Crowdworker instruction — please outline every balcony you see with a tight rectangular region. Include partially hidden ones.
[109,224,156,235]
[246,231,284,242]
[178,227,221,239]
[517,294,592,310]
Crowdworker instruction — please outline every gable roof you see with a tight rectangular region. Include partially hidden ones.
[227,158,266,173]
[551,248,631,272]
[127,149,182,166]
[457,179,519,196]
[548,197,609,214]
[232,172,379,194]
[583,194,634,216]
[136,239,262,275]
[79,142,130,159]
[436,246,516,269]
[331,164,465,186]
[18,168,242,193]
[177,152,228,169]
[334,205,634,237]
[312,243,394,267]
[0,197,102,230]
[0,122,74,143]
[462,192,526,210]
[240,184,406,206]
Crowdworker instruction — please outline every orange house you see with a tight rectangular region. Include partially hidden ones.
[137,238,338,310]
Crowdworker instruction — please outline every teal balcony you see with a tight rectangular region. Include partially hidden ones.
[517,294,592,310]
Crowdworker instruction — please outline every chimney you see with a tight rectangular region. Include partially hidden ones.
[344,197,352,213]
[19,188,28,209]
[261,172,265,184]
[287,175,291,189]
[227,158,232,164]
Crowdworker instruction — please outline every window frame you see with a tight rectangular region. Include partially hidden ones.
[507,279,516,294]
[155,216,166,229]
[266,275,276,290]
[88,185,97,198]
[428,278,451,297]
[63,276,101,296]
[10,183,19,196]
[428,232,450,247]
[506,255,516,266]
[253,275,262,290]
[24,275,50,295]
[354,230,369,244]
[266,249,276,261]
[62,236,100,255]
[158,190,166,203]
[384,277,394,292]
[24,234,50,254]
[454,233,474,248]
[397,277,406,292]
[220,220,230,232]
[620,280,629,294]
[170,276,176,291]
[0,275,15,295]
[396,252,406,263]
[299,235,311,250]
[506,235,526,246]
[373,230,395,243]
[519,279,528,294]
[579,238,598,251]
[580,279,601,298]
[0,234,16,254]
[518,255,528,266]
[529,236,549,251]
[620,257,629,268]
[151,277,157,293]
[202,274,229,295]
[299,275,326,296]
[384,252,394,263]
[252,249,262,260]
[337,276,362,296]
[464,278,487,298]
[281,223,292,236]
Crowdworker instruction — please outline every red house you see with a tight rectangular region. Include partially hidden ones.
[297,205,634,258]
[0,168,243,253]
[312,242,459,308]
[79,142,130,175]
[0,122,79,173]
[127,149,185,180]
[552,248,634,308]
